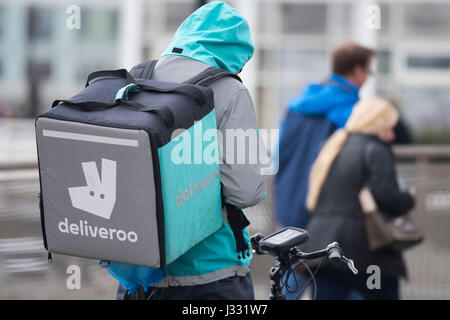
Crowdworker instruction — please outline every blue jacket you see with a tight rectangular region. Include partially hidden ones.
[274,74,359,228]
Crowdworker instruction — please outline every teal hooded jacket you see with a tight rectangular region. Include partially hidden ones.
[108,2,259,293]
[161,1,254,73]
[157,2,259,285]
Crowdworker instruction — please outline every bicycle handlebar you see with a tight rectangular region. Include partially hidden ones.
[327,245,343,264]
[250,228,358,300]
[251,231,358,275]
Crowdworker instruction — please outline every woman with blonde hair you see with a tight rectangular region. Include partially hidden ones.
[302,98,415,300]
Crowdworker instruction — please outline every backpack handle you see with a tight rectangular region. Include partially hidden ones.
[51,99,174,128]
[85,69,134,87]
[120,100,175,129]
[51,99,115,109]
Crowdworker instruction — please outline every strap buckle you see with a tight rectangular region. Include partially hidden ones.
[115,83,141,102]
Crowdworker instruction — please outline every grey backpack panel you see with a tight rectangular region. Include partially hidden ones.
[36,117,161,267]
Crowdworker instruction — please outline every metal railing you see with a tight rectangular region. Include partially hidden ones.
[245,145,450,299]
[0,145,449,299]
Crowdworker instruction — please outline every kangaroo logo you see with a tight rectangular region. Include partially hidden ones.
[68,158,117,220]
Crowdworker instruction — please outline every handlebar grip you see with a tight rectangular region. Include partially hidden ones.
[328,247,343,265]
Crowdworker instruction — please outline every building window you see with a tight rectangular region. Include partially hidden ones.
[407,55,450,71]
[377,50,391,74]
[378,3,391,35]
[400,87,450,130]
[257,2,276,34]
[258,48,277,72]
[79,9,119,43]
[404,4,450,37]
[0,6,4,39]
[27,6,53,41]
[281,3,327,34]
[27,60,51,81]
[280,49,327,74]
[165,2,195,32]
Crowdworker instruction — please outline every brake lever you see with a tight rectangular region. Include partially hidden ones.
[342,256,358,275]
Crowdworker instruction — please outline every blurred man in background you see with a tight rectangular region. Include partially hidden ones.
[274,42,375,299]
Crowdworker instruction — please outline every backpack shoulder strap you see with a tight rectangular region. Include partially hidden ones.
[184,67,242,87]
[129,60,158,80]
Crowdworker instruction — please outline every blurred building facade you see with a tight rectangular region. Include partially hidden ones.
[0,0,121,117]
[0,0,449,300]
[0,0,449,135]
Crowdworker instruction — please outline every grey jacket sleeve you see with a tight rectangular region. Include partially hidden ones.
[218,87,266,208]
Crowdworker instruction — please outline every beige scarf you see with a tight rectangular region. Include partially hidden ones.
[306,98,399,211]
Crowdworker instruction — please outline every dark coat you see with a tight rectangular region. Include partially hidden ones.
[301,134,415,279]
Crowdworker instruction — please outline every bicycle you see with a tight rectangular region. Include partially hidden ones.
[251,227,358,300]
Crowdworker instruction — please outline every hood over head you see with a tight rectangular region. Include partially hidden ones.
[161,1,254,74]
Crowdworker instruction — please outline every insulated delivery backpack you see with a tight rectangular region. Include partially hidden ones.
[35,60,242,269]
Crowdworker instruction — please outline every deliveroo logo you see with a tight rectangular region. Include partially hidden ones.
[68,158,117,220]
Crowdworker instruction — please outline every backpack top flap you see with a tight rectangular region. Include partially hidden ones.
[44,78,215,149]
